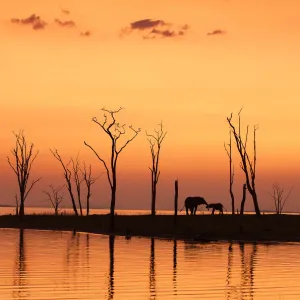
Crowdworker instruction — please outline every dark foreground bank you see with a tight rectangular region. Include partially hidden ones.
[1,214,300,242]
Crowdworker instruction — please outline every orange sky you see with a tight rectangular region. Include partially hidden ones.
[1,0,300,212]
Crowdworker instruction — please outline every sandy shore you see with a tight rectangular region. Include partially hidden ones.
[1,214,300,242]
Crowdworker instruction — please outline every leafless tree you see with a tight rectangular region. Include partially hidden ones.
[240,183,247,214]
[7,131,42,219]
[227,109,261,215]
[84,107,140,231]
[50,149,78,216]
[15,194,19,216]
[268,182,293,214]
[224,130,235,214]
[71,155,84,216]
[81,162,101,216]
[43,185,64,215]
[146,122,167,216]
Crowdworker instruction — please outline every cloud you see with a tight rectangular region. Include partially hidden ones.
[131,19,166,30]
[54,18,75,27]
[207,29,226,36]
[61,8,70,15]
[11,14,47,30]
[121,18,189,39]
[80,31,91,37]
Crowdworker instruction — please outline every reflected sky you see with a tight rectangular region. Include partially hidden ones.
[1,229,300,299]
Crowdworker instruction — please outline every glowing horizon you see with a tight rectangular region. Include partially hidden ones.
[1,0,300,212]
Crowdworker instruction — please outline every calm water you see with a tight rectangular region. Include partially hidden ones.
[0,229,300,299]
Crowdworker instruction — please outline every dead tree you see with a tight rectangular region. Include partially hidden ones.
[71,156,84,216]
[43,185,64,215]
[227,109,261,216]
[224,130,235,214]
[174,179,179,226]
[268,182,293,214]
[146,122,167,216]
[7,131,42,219]
[50,149,78,216]
[240,183,247,214]
[15,194,19,216]
[81,162,101,216]
[84,107,140,232]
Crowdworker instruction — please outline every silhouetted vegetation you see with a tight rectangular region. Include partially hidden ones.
[227,109,261,216]
[84,107,140,232]
[224,130,235,214]
[43,185,64,215]
[50,149,79,216]
[146,122,167,216]
[7,131,41,220]
[268,182,293,214]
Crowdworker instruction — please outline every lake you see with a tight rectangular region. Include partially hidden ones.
[0,229,300,299]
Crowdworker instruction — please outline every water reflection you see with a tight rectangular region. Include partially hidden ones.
[108,235,115,300]
[173,239,177,296]
[2,229,300,300]
[13,229,29,299]
[149,238,156,300]
[240,242,257,300]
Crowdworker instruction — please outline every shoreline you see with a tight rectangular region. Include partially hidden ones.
[1,214,300,243]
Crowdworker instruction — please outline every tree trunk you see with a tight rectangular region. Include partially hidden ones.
[240,184,247,214]
[78,198,83,216]
[151,182,156,216]
[87,191,90,216]
[19,190,25,220]
[174,179,178,226]
[110,184,116,232]
[230,188,235,215]
[249,189,260,215]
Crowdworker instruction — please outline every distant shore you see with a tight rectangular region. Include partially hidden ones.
[1,214,300,242]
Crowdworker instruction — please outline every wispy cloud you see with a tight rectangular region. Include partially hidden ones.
[80,31,91,37]
[11,14,47,30]
[54,18,76,27]
[207,29,226,36]
[121,18,190,39]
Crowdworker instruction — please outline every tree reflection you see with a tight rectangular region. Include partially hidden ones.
[226,243,234,299]
[173,239,177,296]
[240,242,257,300]
[108,235,115,300]
[149,238,156,300]
[13,229,29,299]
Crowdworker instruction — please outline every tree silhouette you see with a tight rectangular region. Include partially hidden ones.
[43,185,64,215]
[84,107,140,231]
[81,162,100,216]
[50,149,78,216]
[7,131,41,219]
[268,182,293,214]
[227,109,260,215]
[146,122,167,216]
[224,130,235,214]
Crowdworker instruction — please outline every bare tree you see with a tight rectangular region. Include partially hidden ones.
[268,182,293,214]
[84,107,140,231]
[7,131,42,219]
[240,183,247,214]
[71,156,84,216]
[50,149,78,216]
[81,162,101,216]
[146,122,167,216]
[15,194,19,216]
[43,185,64,215]
[224,130,235,214]
[227,109,261,216]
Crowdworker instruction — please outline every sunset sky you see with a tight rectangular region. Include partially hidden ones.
[1,0,300,212]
